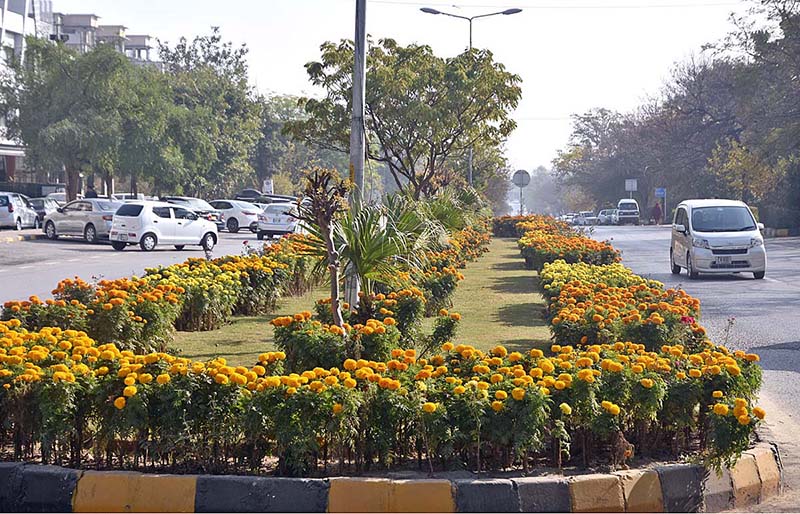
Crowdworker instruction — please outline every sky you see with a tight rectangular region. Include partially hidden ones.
[56,0,750,172]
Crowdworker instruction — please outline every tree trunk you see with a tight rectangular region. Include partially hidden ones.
[104,171,113,197]
[320,219,345,327]
[131,175,138,197]
[65,166,81,202]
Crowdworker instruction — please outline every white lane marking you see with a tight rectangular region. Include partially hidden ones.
[764,277,781,284]
[18,265,33,269]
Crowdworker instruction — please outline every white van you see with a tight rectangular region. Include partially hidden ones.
[670,199,765,279]
[110,201,218,252]
[614,199,640,225]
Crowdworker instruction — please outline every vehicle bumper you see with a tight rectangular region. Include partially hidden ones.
[692,246,766,273]
[616,215,639,223]
[257,222,297,234]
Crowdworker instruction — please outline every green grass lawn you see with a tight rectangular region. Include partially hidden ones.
[174,237,551,365]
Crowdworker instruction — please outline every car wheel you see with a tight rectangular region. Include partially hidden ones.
[174,245,185,251]
[14,218,21,231]
[227,218,239,233]
[111,241,127,251]
[84,224,97,244]
[753,270,765,279]
[33,217,40,230]
[140,233,157,252]
[670,249,681,275]
[45,221,58,240]
[687,252,698,279]
[257,231,265,241]
[201,232,216,251]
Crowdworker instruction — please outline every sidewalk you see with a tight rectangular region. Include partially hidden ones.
[0,228,45,244]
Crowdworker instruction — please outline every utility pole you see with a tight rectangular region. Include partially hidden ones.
[345,0,366,310]
[350,0,366,205]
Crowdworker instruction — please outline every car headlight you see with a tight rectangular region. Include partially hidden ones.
[692,238,710,249]
[749,238,763,248]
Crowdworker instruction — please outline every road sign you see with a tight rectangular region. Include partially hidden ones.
[655,187,666,198]
[512,169,531,188]
[625,179,638,192]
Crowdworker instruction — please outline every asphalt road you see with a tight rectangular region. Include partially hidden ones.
[593,225,800,493]
[0,228,262,303]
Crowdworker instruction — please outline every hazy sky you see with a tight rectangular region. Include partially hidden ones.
[56,0,749,171]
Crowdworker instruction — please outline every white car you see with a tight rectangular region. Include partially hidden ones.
[110,201,218,252]
[597,209,617,225]
[0,192,39,230]
[670,199,766,280]
[574,211,598,226]
[615,199,640,225]
[209,199,261,233]
[257,203,301,240]
[43,198,122,243]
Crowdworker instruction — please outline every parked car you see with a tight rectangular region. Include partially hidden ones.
[614,199,640,225]
[209,199,261,233]
[43,198,122,243]
[46,191,83,206]
[28,197,61,224]
[110,201,218,252]
[597,209,617,225]
[0,192,39,230]
[257,203,301,240]
[234,188,264,202]
[574,211,598,226]
[161,196,225,231]
[670,199,765,280]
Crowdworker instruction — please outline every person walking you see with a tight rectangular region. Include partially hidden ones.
[84,184,98,199]
[651,201,663,225]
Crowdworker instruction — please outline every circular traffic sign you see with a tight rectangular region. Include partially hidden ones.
[512,169,530,188]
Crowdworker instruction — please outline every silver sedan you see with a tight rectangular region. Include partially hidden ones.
[43,199,122,243]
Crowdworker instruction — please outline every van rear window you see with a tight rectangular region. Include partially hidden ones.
[0,196,8,207]
[115,204,143,217]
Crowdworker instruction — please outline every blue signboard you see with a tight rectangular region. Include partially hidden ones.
[655,188,666,198]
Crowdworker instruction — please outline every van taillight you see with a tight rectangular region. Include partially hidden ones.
[7,204,13,213]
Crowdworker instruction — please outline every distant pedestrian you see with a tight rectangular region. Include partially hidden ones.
[85,185,98,199]
[651,202,663,225]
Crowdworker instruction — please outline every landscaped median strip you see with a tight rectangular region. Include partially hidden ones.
[0,445,783,513]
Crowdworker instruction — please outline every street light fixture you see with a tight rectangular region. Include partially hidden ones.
[420,6,522,187]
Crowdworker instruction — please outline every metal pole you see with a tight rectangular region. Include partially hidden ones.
[467,18,473,187]
[345,0,366,309]
[350,0,366,206]
[519,186,523,215]
[663,190,667,224]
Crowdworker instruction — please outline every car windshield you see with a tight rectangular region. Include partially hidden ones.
[235,201,259,210]
[619,202,637,211]
[29,199,43,209]
[116,204,144,217]
[183,198,214,210]
[96,201,121,211]
[265,204,294,215]
[691,206,756,232]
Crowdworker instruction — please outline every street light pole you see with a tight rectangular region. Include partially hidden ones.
[420,7,521,188]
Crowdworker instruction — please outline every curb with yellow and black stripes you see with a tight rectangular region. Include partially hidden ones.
[0,443,781,512]
[0,232,45,244]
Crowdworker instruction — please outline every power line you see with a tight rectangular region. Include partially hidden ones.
[369,0,739,9]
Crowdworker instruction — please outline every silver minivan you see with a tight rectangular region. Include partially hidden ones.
[670,199,766,280]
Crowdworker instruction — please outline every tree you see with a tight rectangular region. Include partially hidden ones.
[159,28,260,196]
[707,139,779,202]
[0,39,131,201]
[287,38,521,199]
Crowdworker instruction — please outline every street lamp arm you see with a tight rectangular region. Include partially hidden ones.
[435,11,472,22]
[471,9,519,20]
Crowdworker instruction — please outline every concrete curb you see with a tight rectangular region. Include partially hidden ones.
[0,232,45,243]
[0,450,783,512]
[763,227,800,238]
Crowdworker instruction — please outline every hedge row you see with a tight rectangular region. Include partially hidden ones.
[1,236,318,353]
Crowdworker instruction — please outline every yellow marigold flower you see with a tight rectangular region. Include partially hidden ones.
[439,309,449,316]
[745,353,760,362]
[490,373,504,384]
[713,403,729,416]
[441,342,454,352]
[332,403,343,414]
[123,385,137,397]
[559,403,572,415]
[286,387,297,395]
[138,373,153,385]
[689,369,702,378]
[491,400,504,412]
[113,397,126,410]
[383,317,396,326]
[495,390,508,400]
[554,380,566,390]
[453,385,466,395]
[753,407,766,420]
[738,414,750,425]
[511,387,525,401]
[639,378,654,389]
[156,374,170,385]
[609,404,621,416]
[124,375,136,386]
[450,312,461,321]
[712,390,723,398]
[214,374,229,385]
[492,345,508,358]
[422,402,437,413]
[344,378,357,389]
